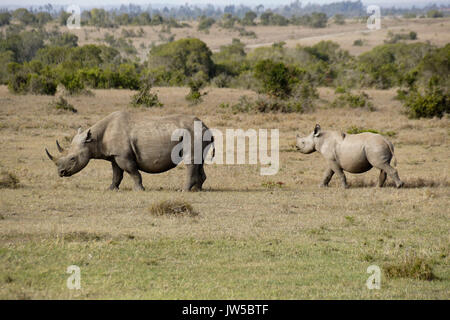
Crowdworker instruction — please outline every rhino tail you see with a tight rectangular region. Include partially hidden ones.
[384,138,397,167]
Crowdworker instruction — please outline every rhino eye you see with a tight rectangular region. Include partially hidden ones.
[70,157,76,162]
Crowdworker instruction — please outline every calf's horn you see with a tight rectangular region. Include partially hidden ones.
[56,140,64,153]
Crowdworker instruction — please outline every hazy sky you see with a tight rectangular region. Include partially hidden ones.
[2,0,449,8]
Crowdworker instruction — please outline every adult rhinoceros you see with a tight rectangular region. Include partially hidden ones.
[296,124,404,188]
[45,111,214,191]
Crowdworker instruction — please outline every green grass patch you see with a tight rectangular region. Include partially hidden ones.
[384,256,436,281]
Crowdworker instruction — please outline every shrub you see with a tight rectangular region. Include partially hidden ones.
[331,91,375,110]
[212,73,232,88]
[385,31,418,44]
[241,11,257,26]
[260,11,289,26]
[0,170,20,189]
[185,72,207,105]
[49,32,78,47]
[347,126,396,137]
[7,64,30,94]
[0,12,11,26]
[310,12,328,28]
[212,38,248,77]
[149,200,197,216]
[347,126,379,135]
[427,10,444,18]
[130,80,162,108]
[29,73,57,95]
[49,96,77,113]
[333,14,345,25]
[353,39,364,46]
[401,83,449,119]
[254,59,299,98]
[59,72,84,95]
[197,16,215,31]
[236,27,257,39]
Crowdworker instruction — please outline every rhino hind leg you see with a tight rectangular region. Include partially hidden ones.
[378,170,387,187]
[184,164,206,191]
[375,163,404,188]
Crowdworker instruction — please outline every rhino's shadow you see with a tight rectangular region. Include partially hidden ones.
[348,178,448,189]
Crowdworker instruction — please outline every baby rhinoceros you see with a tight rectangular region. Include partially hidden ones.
[45,111,214,191]
[296,124,404,189]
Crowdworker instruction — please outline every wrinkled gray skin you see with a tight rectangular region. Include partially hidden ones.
[296,124,404,189]
[45,111,214,191]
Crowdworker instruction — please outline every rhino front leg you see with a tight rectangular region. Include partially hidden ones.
[328,161,348,189]
[115,156,145,191]
[320,168,334,187]
[108,161,124,190]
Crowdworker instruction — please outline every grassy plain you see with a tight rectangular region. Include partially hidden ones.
[0,83,448,299]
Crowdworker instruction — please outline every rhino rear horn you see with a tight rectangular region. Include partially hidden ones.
[56,140,64,153]
[45,148,56,162]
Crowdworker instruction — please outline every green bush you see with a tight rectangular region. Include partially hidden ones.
[347,126,379,135]
[185,72,207,105]
[198,16,215,31]
[358,43,433,89]
[29,73,57,95]
[0,12,11,26]
[254,59,300,98]
[49,96,77,113]
[59,72,84,95]
[333,14,345,25]
[353,39,364,46]
[213,39,248,77]
[427,10,444,18]
[241,11,257,26]
[385,31,418,44]
[331,91,375,110]
[402,83,449,119]
[130,80,162,108]
[260,12,289,26]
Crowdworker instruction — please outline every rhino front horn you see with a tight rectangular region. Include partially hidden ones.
[56,140,64,153]
[45,148,56,162]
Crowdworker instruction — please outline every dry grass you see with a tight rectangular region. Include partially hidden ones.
[0,17,449,298]
[149,200,198,217]
[0,83,448,299]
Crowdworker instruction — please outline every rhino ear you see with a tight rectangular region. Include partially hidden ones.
[84,129,93,143]
[314,124,321,137]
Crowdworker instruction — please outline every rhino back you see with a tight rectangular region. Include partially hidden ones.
[128,114,198,173]
[338,132,392,173]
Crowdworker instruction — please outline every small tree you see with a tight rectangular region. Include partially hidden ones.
[254,59,299,98]
[130,78,162,108]
[185,72,208,105]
